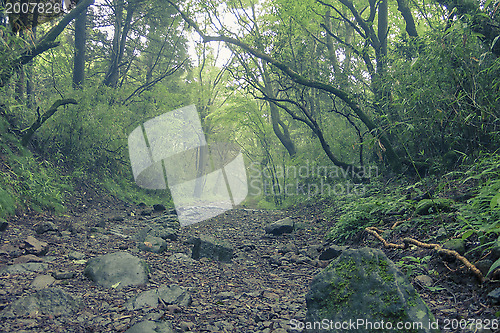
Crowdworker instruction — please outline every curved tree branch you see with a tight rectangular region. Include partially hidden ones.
[167,0,401,171]
[21,99,78,146]
[396,0,419,37]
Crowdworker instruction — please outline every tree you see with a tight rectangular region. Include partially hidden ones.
[0,0,95,88]
[167,0,401,173]
[73,7,87,89]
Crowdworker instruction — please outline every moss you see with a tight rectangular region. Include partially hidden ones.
[317,258,359,316]
[361,256,394,283]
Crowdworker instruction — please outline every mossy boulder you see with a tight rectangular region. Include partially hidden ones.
[305,247,438,333]
[415,198,454,215]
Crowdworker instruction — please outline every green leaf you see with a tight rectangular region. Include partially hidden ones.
[486,257,500,277]
[461,229,474,240]
[111,281,121,289]
[471,32,485,39]
[490,192,500,210]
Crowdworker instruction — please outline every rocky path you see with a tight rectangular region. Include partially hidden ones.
[0,199,333,333]
[1,191,499,333]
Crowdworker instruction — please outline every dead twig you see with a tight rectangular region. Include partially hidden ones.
[365,227,484,282]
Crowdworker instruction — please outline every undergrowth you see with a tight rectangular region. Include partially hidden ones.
[324,151,500,276]
[325,188,412,244]
[0,117,69,221]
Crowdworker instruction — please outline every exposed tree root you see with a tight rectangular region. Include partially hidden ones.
[365,227,485,283]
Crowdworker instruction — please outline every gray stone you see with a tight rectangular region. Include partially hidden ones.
[138,235,167,253]
[215,291,235,300]
[157,284,192,307]
[13,254,44,264]
[277,243,298,254]
[436,227,448,240]
[153,204,166,212]
[0,243,21,257]
[31,275,55,290]
[305,247,438,333]
[191,235,233,262]
[84,252,149,289]
[150,215,180,229]
[23,236,48,255]
[125,284,191,311]
[68,251,85,260]
[126,289,159,311]
[415,275,433,287]
[168,253,194,263]
[487,288,500,304]
[35,222,59,234]
[124,320,175,333]
[318,245,347,260]
[0,287,82,318]
[1,263,49,274]
[180,321,195,331]
[52,271,76,280]
[443,238,466,255]
[490,243,500,261]
[138,224,178,242]
[475,259,493,275]
[264,218,294,236]
[108,215,124,222]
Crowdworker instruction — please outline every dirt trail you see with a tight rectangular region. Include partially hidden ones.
[0,197,332,332]
[0,191,498,332]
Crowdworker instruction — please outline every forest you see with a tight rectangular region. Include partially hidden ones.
[0,0,500,331]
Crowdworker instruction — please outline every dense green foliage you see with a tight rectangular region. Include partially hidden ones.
[0,116,68,221]
[0,0,499,232]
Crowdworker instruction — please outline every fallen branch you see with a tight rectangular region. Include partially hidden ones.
[365,227,484,282]
[21,99,77,146]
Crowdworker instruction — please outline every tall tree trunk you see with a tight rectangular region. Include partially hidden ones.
[26,60,35,108]
[0,0,94,88]
[374,0,389,112]
[26,23,36,108]
[103,0,135,87]
[324,9,342,87]
[73,8,87,89]
[261,65,296,157]
[15,67,25,102]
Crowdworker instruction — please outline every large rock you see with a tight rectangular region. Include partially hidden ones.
[84,252,149,289]
[125,320,175,333]
[264,217,294,236]
[191,235,233,262]
[0,287,82,318]
[305,247,438,333]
